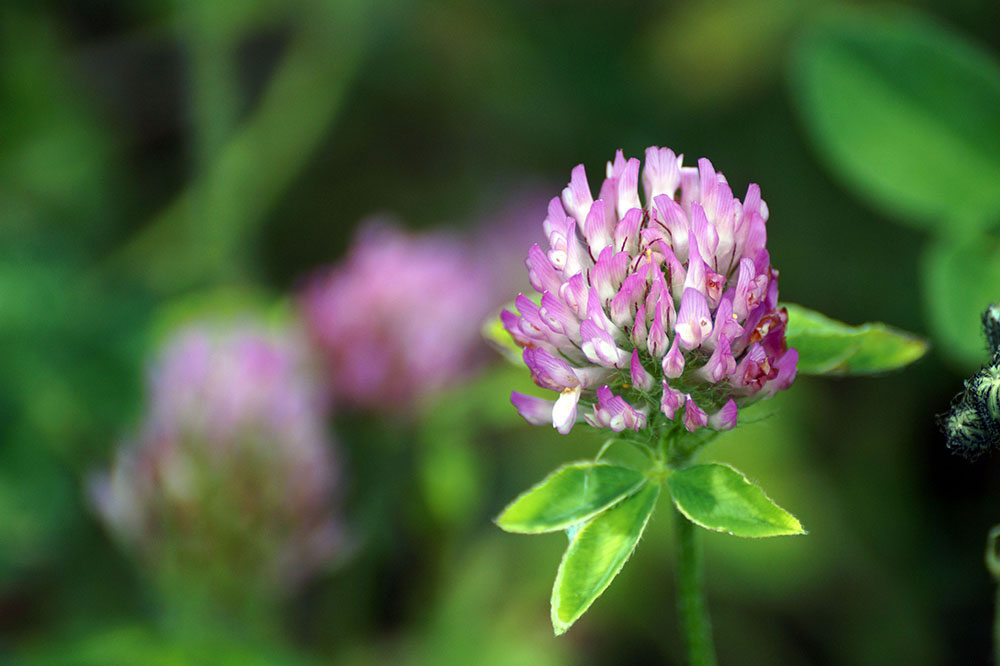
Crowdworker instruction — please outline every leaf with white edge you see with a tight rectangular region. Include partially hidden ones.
[791,7,1000,231]
[551,482,659,635]
[666,463,804,538]
[496,462,647,534]
[784,302,929,375]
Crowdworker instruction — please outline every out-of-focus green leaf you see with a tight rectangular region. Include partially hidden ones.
[409,538,569,666]
[416,363,544,527]
[923,234,1000,367]
[112,0,372,293]
[497,462,647,534]
[19,624,316,666]
[146,287,288,348]
[643,0,804,106]
[0,250,147,582]
[0,254,146,458]
[0,436,74,582]
[482,295,541,365]
[550,482,658,635]
[783,302,929,375]
[666,463,804,538]
[791,8,1000,230]
[19,626,185,666]
[0,13,114,241]
[482,310,521,364]
[419,430,481,527]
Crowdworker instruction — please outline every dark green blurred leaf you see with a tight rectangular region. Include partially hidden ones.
[0,254,146,458]
[20,626,184,666]
[496,462,647,534]
[666,463,804,538]
[0,433,75,582]
[644,0,803,106]
[146,287,290,347]
[0,13,115,242]
[416,364,541,526]
[791,8,1000,230]
[550,482,658,635]
[112,0,372,292]
[0,248,147,582]
[19,624,316,666]
[419,431,481,527]
[407,538,569,666]
[784,302,929,375]
[923,233,1000,367]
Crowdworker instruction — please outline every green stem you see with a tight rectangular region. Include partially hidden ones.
[674,507,718,666]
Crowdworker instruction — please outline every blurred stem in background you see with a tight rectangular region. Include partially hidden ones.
[107,0,371,293]
[185,0,240,173]
[185,0,242,284]
[675,507,717,666]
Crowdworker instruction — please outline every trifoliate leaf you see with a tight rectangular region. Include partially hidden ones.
[666,463,804,538]
[496,462,647,534]
[550,482,659,635]
[784,302,928,375]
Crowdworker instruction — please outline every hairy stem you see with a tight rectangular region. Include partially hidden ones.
[675,508,718,666]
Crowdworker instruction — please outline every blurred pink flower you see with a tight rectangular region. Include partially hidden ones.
[92,320,341,596]
[300,222,496,410]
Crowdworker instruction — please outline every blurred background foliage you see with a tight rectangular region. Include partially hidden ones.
[2,0,1000,663]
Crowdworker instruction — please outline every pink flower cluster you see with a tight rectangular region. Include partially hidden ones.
[504,147,798,435]
[300,223,496,410]
[92,321,341,594]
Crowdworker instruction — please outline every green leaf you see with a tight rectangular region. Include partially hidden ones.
[481,294,541,365]
[923,234,1000,367]
[550,482,659,635]
[496,462,647,534]
[791,7,1000,230]
[666,463,804,538]
[19,624,317,666]
[111,0,373,293]
[783,302,929,375]
[481,309,521,364]
[641,0,803,106]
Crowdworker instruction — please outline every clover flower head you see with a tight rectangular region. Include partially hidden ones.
[301,222,495,410]
[92,320,341,596]
[504,147,798,434]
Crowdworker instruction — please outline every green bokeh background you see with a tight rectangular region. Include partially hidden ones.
[3,0,1000,663]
